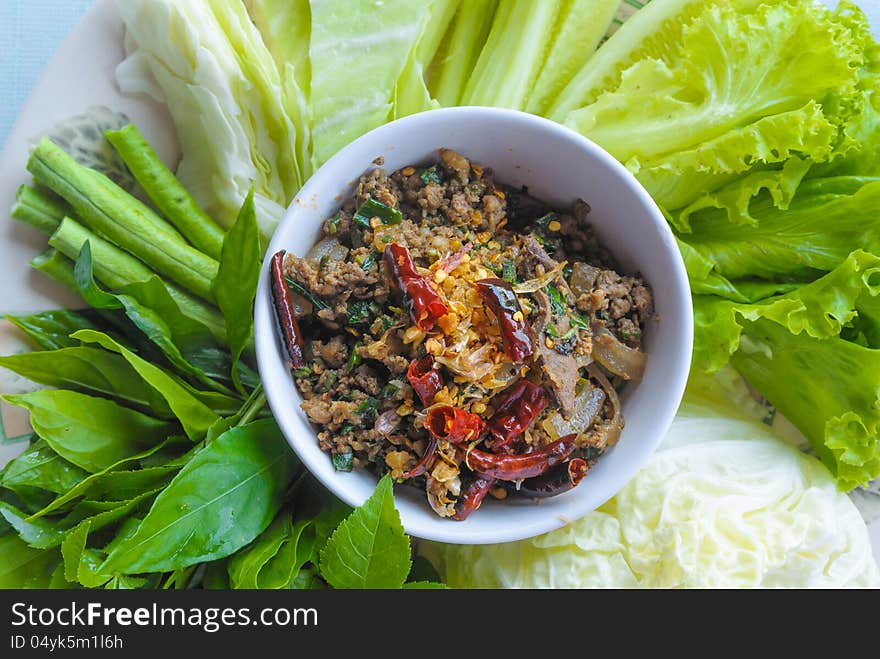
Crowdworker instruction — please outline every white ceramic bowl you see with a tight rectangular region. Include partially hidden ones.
[255,107,692,545]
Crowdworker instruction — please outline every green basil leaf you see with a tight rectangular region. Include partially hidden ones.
[4,309,104,350]
[228,510,292,589]
[0,440,88,495]
[319,474,410,589]
[0,488,161,550]
[0,347,174,417]
[73,329,219,440]
[73,243,232,394]
[2,390,173,473]
[0,534,60,588]
[25,437,182,522]
[257,520,315,589]
[212,189,261,392]
[99,419,298,575]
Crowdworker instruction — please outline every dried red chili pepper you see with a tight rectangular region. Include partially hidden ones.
[458,434,576,481]
[452,474,496,521]
[474,277,534,363]
[385,243,448,331]
[400,436,438,480]
[485,381,549,451]
[270,250,306,369]
[407,355,443,406]
[425,405,485,445]
[517,458,588,498]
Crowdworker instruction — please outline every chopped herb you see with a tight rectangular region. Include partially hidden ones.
[319,371,339,393]
[547,285,567,315]
[419,166,442,185]
[360,251,378,271]
[328,211,342,234]
[546,323,577,341]
[292,366,312,378]
[346,344,362,372]
[570,313,591,331]
[377,314,395,331]
[595,309,609,321]
[381,383,400,398]
[355,397,380,414]
[388,305,403,315]
[535,212,557,232]
[353,198,402,229]
[619,327,642,340]
[318,255,330,270]
[563,263,573,280]
[355,396,380,425]
[381,234,393,243]
[340,424,355,434]
[285,276,330,311]
[347,299,381,326]
[502,260,517,284]
[332,452,354,472]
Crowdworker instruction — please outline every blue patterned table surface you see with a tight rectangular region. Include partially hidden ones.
[0,0,93,149]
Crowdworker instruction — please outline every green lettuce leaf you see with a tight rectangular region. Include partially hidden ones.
[565,1,868,209]
[524,0,621,116]
[693,250,880,489]
[308,0,430,167]
[548,0,767,120]
[427,0,498,106]
[460,1,563,109]
[679,176,880,287]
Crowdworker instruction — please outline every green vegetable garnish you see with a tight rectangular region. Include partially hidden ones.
[353,198,402,229]
[360,251,378,271]
[346,344,363,372]
[327,211,343,234]
[381,383,400,398]
[502,260,518,284]
[419,166,442,185]
[285,276,330,311]
[332,452,354,472]
[570,314,590,331]
[319,371,339,393]
[547,284,567,315]
[292,367,312,378]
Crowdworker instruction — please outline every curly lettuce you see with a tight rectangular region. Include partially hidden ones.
[564,1,870,210]
[693,250,880,490]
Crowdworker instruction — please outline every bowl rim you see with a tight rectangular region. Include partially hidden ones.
[255,106,693,544]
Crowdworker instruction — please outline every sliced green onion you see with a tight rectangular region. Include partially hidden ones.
[419,166,442,185]
[285,275,330,311]
[332,452,354,472]
[502,260,517,284]
[346,343,362,372]
[353,198,402,229]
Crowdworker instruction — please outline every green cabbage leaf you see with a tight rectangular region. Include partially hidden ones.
[423,383,880,588]
[116,0,303,238]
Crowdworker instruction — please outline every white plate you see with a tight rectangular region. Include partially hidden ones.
[1,0,878,561]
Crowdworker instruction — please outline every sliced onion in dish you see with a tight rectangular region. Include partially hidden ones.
[542,385,606,440]
[512,261,567,293]
[307,236,350,262]
[586,364,624,447]
[591,323,647,381]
